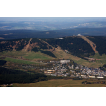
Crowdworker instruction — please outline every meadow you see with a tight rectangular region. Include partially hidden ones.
[23,51,53,60]
[4,57,35,65]
[13,79,105,87]
[1,50,106,68]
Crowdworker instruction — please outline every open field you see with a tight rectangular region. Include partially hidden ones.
[24,51,54,60]
[0,51,27,57]
[0,51,54,60]
[90,53,106,60]
[0,49,106,68]
[13,79,105,87]
[4,57,36,64]
[74,58,103,68]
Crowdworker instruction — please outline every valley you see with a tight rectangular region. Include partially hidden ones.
[1,35,106,87]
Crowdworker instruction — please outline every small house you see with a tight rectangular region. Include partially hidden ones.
[97,76,104,79]
[89,76,95,78]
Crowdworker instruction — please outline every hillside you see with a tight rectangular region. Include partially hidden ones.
[80,36,98,53]
[87,36,106,55]
[0,36,95,58]
[1,36,106,68]
[45,36,95,58]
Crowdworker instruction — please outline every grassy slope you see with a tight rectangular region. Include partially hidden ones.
[89,53,106,66]
[24,51,53,60]
[0,48,105,67]
[0,50,55,64]
[13,79,104,87]
[52,46,104,68]
[4,57,36,64]
[1,46,106,67]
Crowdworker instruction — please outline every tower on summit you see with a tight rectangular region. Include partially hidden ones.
[77,34,82,36]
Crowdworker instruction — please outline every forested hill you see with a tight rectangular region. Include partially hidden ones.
[0,36,96,58]
[45,36,95,58]
[1,36,106,59]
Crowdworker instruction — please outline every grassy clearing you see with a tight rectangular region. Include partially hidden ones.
[4,57,35,65]
[1,50,106,68]
[90,53,106,59]
[52,46,103,68]
[0,51,27,57]
[53,46,80,60]
[13,79,104,87]
[0,51,54,60]
[74,58,103,68]
[24,51,53,60]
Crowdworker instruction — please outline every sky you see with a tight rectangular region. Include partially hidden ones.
[0,17,106,22]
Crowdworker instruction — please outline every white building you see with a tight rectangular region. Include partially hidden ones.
[89,76,95,78]
[75,66,79,69]
[97,77,104,79]
[60,60,70,64]
[44,70,55,74]
[58,38,63,39]
[81,75,87,78]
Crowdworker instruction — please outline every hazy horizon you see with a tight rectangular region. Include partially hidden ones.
[0,17,106,22]
[0,17,106,31]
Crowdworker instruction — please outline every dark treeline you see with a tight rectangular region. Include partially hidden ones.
[0,60,7,66]
[0,67,63,85]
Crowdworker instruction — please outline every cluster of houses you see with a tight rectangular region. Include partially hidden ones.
[43,59,106,79]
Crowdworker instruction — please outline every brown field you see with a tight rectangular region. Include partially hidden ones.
[13,79,105,87]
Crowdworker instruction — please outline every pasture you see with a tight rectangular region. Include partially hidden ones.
[13,79,105,87]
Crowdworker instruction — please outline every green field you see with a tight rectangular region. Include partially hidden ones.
[90,53,106,59]
[74,58,102,68]
[1,50,106,68]
[70,53,106,68]
[4,57,35,64]
[24,51,53,60]
[0,51,54,60]
[0,51,27,57]
[13,79,105,87]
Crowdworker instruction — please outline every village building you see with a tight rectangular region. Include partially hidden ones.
[44,70,55,74]
[60,60,70,64]
[89,76,95,78]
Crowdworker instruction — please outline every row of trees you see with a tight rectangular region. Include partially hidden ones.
[0,65,64,85]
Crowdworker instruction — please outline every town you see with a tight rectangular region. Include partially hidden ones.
[37,59,106,79]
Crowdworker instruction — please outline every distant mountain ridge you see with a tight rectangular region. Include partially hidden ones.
[0,28,106,40]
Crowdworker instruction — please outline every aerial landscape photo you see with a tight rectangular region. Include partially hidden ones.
[1,17,106,87]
